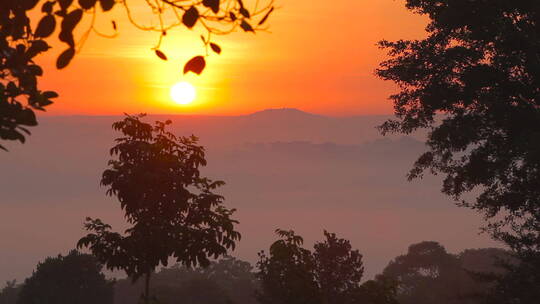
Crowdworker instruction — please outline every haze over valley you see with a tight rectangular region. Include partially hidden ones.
[0,108,497,283]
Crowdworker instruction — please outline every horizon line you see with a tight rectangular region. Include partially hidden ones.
[39,108,395,118]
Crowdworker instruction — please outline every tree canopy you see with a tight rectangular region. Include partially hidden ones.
[377,0,540,256]
[256,229,398,304]
[77,114,240,303]
[377,1,540,301]
[381,241,511,304]
[0,281,21,304]
[0,0,274,149]
[114,256,259,304]
[482,252,540,304]
[16,250,114,304]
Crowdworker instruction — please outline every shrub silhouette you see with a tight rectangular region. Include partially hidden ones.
[16,250,114,304]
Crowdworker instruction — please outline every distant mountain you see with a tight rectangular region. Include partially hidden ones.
[247,108,324,119]
[134,109,408,147]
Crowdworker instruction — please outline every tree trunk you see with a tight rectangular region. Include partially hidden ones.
[144,272,151,304]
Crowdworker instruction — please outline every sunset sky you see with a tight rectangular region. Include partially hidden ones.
[36,0,427,116]
[4,0,510,285]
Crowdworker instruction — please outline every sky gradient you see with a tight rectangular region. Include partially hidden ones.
[36,0,427,116]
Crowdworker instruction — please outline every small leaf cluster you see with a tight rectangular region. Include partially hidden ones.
[34,0,117,69]
[78,114,241,282]
[1,0,275,150]
[152,0,276,75]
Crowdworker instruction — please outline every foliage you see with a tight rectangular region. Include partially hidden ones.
[377,0,540,254]
[483,251,540,304]
[355,278,399,304]
[377,1,540,300]
[256,229,319,304]
[16,250,114,304]
[0,0,274,149]
[256,229,398,304]
[378,0,540,254]
[77,114,240,303]
[381,241,510,304]
[0,0,58,150]
[313,231,365,304]
[114,256,259,304]
[0,281,21,304]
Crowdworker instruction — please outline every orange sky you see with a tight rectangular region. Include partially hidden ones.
[36,0,428,116]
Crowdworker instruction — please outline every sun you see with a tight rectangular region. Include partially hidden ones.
[170,81,196,105]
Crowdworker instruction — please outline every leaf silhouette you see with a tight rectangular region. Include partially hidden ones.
[59,0,73,10]
[203,0,220,14]
[62,9,83,32]
[155,50,168,60]
[56,48,75,69]
[59,30,74,47]
[43,91,59,99]
[210,43,221,54]
[79,0,97,10]
[183,56,206,75]
[183,7,199,28]
[99,0,115,11]
[258,6,274,25]
[240,20,254,32]
[26,40,50,58]
[41,1,54,14]
[35,15,56,38]
[21,0,40,10]
[239,7,250,18]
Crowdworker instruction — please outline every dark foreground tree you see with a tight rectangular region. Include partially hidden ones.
[256,229,398,304]
[377,0,540,253]
[376,1,540,301]
[78,114,240,304]
[16,250,114,304]
[0,0,274,149]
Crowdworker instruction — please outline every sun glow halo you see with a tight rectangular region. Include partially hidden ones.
[170,82,196,105]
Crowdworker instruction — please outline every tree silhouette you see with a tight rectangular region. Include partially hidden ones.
[114,256,259,304]
[257,229,398,304]
[257,229,320,304]
[376,0,540,294]
[381,242,463,304]
[313,231,365,304]
[380,241,511,304]
[16,250,114,304]
[77,114,240,304]
[0,0,274,149]
[483,252,540,304]
[0,280,21,304]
